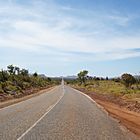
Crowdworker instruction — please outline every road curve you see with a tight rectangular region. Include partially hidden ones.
[0,85,139,140]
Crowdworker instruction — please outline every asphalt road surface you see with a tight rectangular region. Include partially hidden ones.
[0,84,139,140]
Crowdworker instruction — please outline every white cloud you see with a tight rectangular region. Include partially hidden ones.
[107,15,131,26]
[0,0,140,62]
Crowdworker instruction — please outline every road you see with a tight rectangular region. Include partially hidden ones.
[0,84,139,140]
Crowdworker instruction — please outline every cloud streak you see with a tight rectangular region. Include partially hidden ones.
[0,0,140,63]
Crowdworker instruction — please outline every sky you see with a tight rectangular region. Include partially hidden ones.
[0,0,140,77]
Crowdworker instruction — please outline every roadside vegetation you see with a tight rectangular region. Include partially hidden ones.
[66,70,140,112]
[0,65,60,101]
[67,70,140,99]
[66,70,140,136]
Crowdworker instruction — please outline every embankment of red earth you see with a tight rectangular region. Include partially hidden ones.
[0,86,55,109]
[74,87,140,137]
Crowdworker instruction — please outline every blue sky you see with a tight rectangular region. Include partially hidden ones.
[0,0,140,77]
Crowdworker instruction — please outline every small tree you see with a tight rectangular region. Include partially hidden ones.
[33,72,38,77]
[7,65,14,75]
[47,77,52,82]
[20,69,29,76]
[77,70,88,85]
[106,77,109,80]
[0,70,9,82]
[121,73,136,88]
[14,66,20,75]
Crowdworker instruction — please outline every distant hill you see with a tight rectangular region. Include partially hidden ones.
[38,74,47,78]
[134,75,140,79]
[64,75,77,80]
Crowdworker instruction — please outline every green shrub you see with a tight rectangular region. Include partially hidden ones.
[5,85,19,94]
[0,83,4,93]
[121,73,136,88]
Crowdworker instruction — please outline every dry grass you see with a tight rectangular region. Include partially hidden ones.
[73,80,140,102]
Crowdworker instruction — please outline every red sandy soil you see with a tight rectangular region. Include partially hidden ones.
[76,88,140,137]
[1,86,140,137]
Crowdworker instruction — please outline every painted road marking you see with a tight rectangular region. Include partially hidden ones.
[17,85,65,140]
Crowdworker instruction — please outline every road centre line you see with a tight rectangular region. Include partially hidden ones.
[17,85,65,140]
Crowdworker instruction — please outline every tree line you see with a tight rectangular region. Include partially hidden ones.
[0,65,60,96]
[66,70,139,89]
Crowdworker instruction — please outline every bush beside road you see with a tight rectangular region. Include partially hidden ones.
[0,65,60,102]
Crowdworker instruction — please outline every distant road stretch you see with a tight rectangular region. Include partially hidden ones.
[0,85,139,140]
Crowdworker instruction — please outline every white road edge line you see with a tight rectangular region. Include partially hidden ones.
[17,85,65,140]
[0,86,58,111]
[71,86,133,134]
[71,87,109,115]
